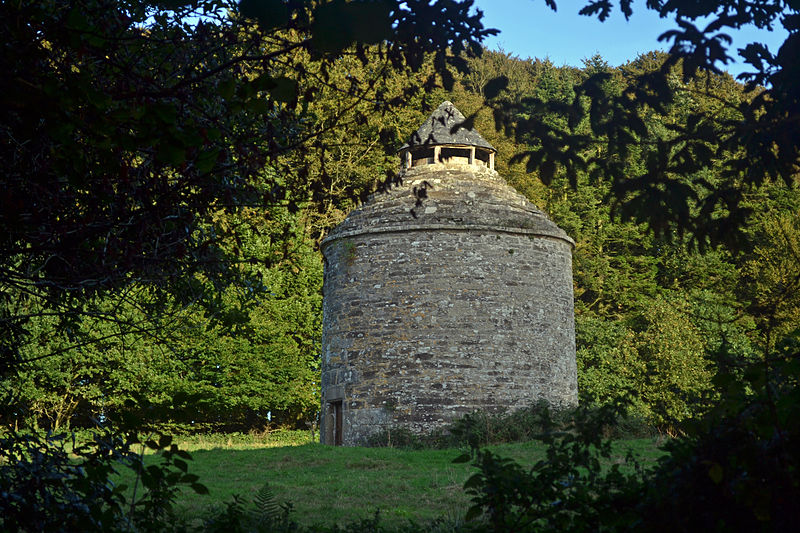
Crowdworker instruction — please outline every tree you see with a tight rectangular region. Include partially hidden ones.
[0,0,495,374]
[7,202,324,431]
[490,0,798,247]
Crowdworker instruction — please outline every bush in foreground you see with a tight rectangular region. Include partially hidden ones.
[0,424,206,532]
[458,333,800,532]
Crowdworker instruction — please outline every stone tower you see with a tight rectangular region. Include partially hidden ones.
[320,101,577,445]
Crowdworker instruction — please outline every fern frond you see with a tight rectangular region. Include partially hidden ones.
[252,482,281,523]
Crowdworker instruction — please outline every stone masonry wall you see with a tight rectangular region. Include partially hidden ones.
[320,225,577,445]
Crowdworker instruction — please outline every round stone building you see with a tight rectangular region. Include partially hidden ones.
[320,101,577,445]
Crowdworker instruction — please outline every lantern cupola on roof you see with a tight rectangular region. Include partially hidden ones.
[399,100,496,171]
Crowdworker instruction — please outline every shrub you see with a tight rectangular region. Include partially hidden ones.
[367,401,656,449]
[454,403,644,532]
[0,423,207,532]
[202,483,296,533]
[455,332,800,532]
[634,334,800,531]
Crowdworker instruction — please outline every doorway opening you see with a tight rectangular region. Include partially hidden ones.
[327,400,343,446]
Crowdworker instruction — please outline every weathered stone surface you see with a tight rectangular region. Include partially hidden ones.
[326,164,571,242]
[320,108,577,446]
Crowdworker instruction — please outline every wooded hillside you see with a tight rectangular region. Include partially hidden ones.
[6,46,798,435]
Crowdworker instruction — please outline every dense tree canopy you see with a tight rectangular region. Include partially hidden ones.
[3,0,798,433]
[491,0,798,247]
[0,0,495,374]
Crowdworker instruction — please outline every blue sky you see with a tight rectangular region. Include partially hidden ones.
[471,0,788,77]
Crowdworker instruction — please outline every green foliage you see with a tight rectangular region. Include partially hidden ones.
[454,47,798,432]
[450,39,800,517]
[576,317,641,406]
[454,403,644,532]
[203,482,296,533]
[635,296,713,428]
[0,2,494,527]
[0,0,495,375]
[454,330,800,531]
[493,1,799,248]
[0,425,206,532]
[449,407,554,448]
[367,402,655,450]
[2,0,799,529]
[5,206,322,431]
[170,429,314,450]
[740,207,800,345]
[633,331,800,530]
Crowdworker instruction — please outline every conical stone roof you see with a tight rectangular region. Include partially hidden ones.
[322,102,572,247]
[322,165,573,246]
[399,101,495,151]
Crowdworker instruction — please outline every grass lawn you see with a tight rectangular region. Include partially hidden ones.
[129,432,667,529]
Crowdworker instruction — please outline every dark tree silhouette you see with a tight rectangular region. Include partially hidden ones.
[0,0,496,371]
[489,0,798,247]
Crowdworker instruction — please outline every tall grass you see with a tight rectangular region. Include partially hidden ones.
[366,402,658,449]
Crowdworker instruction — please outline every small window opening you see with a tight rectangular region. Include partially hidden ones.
[410,147,435,167]
[440,147,471,164]
[475,149,490,166]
